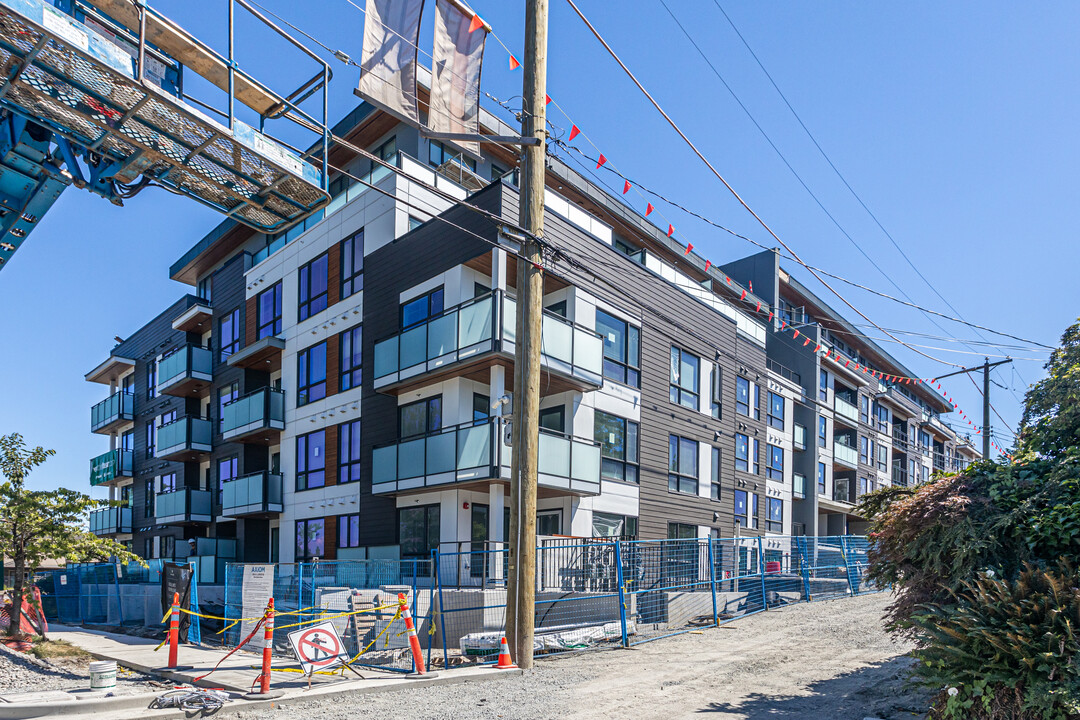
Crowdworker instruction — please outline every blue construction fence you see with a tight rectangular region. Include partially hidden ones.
[220,535,874,669]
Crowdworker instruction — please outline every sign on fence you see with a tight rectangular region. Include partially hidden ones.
[241,565,274,649]
[288,621,347,676]
[161,563,192,636]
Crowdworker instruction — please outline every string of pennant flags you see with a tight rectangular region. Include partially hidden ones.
[469,12,1014,462]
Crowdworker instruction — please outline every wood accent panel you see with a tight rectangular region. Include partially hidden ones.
[323,515,337,560]
[324,424,338,488]
[245,296,257,347]
[327,240,341,308]
[325,332,340,400]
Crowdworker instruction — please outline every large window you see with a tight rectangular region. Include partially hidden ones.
[594,411,638,483]
[860,436,870,464]
[595,310,640,387]
[220,308,241,361]
[340,324,362,392]
[257,282,282,339]
[875,402,890,433]
[160,472,176,494]
[668,435,699,495]
[145,420,156,459]
[593,512,638,540]
[735,433,750,472]
[399,504,440,559]
[860,396,870,424]
[767,498,784,533]
[144,479,154,516]
[340,230,365,299]
[339,419,361,484]
[297,341,327,406]
[667,522,697,540]
[218,456,237,502]
[767,391,785,430]
[734,490,758,529]
[472,394,489,425]
[819,369,828,402]
[399,396,442,438]
[428,139,476,172]
[818,462,826,494]
[298,252,329,321]
[147,362,156,399]
[736,376,751,416]
[876,442,889,472]
[296,430,326,491]
[711,446,722,500]
[295,518,325,560]
[338,514,361,549]
[767,444,784,481]
[401,287,444,329]
[669,346,700,409]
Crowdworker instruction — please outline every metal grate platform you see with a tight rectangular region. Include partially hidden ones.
[0,0,328,232]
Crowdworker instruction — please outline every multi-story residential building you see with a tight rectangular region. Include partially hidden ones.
[84,92,976,571]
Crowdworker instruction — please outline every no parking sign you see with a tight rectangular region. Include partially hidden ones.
[288,621,348,676]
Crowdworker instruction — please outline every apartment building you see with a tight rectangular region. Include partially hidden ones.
[84,94,971,572]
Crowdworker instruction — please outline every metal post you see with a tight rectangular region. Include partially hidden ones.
[840,536,854,595]
[136,1,146,83]
[757,536,766,611]
[113,563,124,627]
[227,0,235,130]
[707,537,718,626]
[435,549,449,669]
[797,536,811,602]
[507,0,548,671]
[613,541,629,647]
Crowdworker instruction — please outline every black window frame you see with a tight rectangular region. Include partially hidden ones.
[147,363,157,399]
[217,456,237,503]
[296,429,326,491]
[472,394,490,425]
[143,479,155,517]
[338,513,361,549]
[710,365,722,419]
[298,251,329,322]
[594,411,639,484]
[145,420,155,459]
[295,518,325,560]
[710,446,722,500]
[297,341,327,407]
[256,281,283,339]
[767,391,785,430]
[736,376,751,416]
[400,287,445,330]
[767,444,784,481]
[339,324,362,392]
[339,419,361,485]
[428,139,477,172]
[668,434,699,495]
[399,396,442,439]
[735,432,749,473]
[818,416,827,447]
[667,522,697,540]
[819,369,828,401]
[767,498,784,533]
[669,346,700,409]
[398,504,440,560]
[340,229,365,300]
[595,309,640,388]
[818,462,826,494]
[220,307,241,361]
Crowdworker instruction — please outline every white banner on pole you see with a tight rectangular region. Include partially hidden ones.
[240,564,274,649]
[358,0,425,125]
[429,0,487,158]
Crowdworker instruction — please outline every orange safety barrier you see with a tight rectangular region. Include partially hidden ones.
[397,593,436,678]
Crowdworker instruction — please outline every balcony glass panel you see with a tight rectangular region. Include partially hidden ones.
[457,424,492,469]
[570,438,600,483]
[834,397,859,423]
[158,345,211,386]
[539,432,570,477]
[89,449,133,485]
[222,388,285,436]
[222,472,283,514]
[834,442,858,466]
[458,299,493,347]
[427,312,457,358]
[398,438,426,479]
[90,391,134,431]
[426,431,456,475]
[158,418,212,454]
[541,314,573,365]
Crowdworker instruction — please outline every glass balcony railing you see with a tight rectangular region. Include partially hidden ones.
[373,290,603,392]
[834,397,859,423]
[833,478,855,504]
[157,345,212,394]
[89,506,131,535]
[90,391,134,433]
[221,472,283,517]
[222,388,285,441]
[170,539,237,584]
[372,418,601,496]
[89,448,133,486]
[157,417,212,459]
[833,442,858,467]
[154,488,212,524]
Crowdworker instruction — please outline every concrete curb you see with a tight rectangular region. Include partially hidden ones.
[0,692,163,720]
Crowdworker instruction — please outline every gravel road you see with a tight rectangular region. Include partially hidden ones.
[216,592,933,720]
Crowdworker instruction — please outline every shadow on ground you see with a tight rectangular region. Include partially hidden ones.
[698,655,932,720]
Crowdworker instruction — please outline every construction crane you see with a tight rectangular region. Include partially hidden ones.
[0,0,333,271]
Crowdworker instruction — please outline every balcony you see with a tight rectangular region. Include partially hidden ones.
[157,345,213,397]
[892,462,909,487]
[833,441,858,469]
[833,478,855,504]
[156,417,212,461]
[89,506,131,536]
[221,472,283,518]
[172,301,213,333]
[933,452,946,472]
[372,419,601,497]
[834,397,859,425]
[90,391,135,434]
[89,449,133,486]
[227,336,285,373]
[173,538,237,584]
[222,388,285,443]
[154,488,212,524]
[372,290,603,396]
[793,473,806,499]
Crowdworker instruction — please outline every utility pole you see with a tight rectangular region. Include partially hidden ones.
[506,0,548,670]
[932,357,1012,460]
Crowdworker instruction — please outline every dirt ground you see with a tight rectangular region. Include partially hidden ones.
[218,591,933,720]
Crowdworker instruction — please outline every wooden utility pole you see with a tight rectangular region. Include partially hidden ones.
[506,0,548,670]
[932,357,1012,460]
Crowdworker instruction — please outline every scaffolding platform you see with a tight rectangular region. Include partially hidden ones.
[0,0,329,234]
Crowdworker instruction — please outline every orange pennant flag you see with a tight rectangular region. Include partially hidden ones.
[645,203,654,216]
[596,154,607,169]
[468,14,485,33]
[569,125,580,141]
[509,55,520,70]
[622,180,631,194]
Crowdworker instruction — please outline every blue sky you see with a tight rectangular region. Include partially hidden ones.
[1,0,1073,492]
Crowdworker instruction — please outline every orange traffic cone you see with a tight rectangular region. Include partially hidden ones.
[494,632,517,669]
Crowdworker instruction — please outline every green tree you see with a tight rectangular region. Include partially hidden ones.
[1017,320,1080,462]
[0,433,142,636]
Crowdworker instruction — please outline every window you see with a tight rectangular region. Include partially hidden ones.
[121,430,133,451]
[147,363,156,399]
[595,411,638,483]
[818,416,827,447]
[297,341,327,406]
[767,392,785,430]
[860,396,870,424]
[472,394,490,425]
[474,282,491,298]
[752,438,761,475]
[539,406,565,433]
[669,346,700,409]
[860,436,870,464]
[364,136,397,184]
[735,433,749,472]
[399,504,440,559]
[753,384,761,421]
[218,382,238,429]
[859,477,869,496]
[296,430,326,491]
[794,423,806,450]
[819,369,828,402]
[295,518,325,560]
[595,310,640,387]
[338,514,361,549]
[876,442,889,472]
[767,444,784,481]
[160,472,176,494]
[710,366,722,419]
[340,230,364,299]
[767,498,784,533]
[401,287,444,329]
[537,510,562,535]
[875,402,890,433]
[921,464,929,483]
[160,409,177,426]
[667,522,697,540]
[428,139,476,172]
[545,299,567,317]
[197,276,212,303]
[145,421,156,459]
[339,420,361,484]
[220,308,241,361]
[399,396,442,438]
[144,479,155,516]
[340,324,362,392]
[408,216,423,232]
[919,430,931,451]
[736,376,751,416]
[711,447,722,500]
[217,457,237,502]
[298,252,329,321]
[592,512,637,540]
[818,462,826,494]
[256,282,282,339]
[734,489,753,527]
[668,435,699,495]
[490,164,507,182]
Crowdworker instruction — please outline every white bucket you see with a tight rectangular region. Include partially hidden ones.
[89,660,117,690]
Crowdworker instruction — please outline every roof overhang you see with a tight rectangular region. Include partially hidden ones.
[85,356,136,385]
